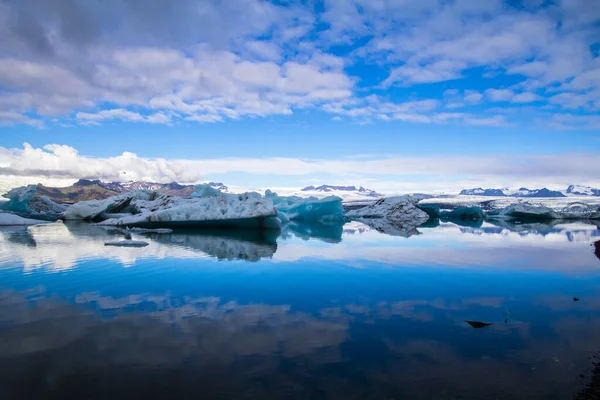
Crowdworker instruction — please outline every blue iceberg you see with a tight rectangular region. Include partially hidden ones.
[266,191,344,223]
[0,185,66,220]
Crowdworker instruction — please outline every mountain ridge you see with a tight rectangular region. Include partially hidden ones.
[461,185,600,197]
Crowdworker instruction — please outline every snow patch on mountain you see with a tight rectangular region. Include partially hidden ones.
[460,187,565,197]
[565,185,600,196]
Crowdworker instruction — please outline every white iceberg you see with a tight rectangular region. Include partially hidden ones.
[67,190,280,230]
[346,196,429,226]
[491,202,600,220]
[0,213,52,226]
[104,240,149,247]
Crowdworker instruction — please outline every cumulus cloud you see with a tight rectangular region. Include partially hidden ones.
[1,143,598,195]
[0,0,598,128]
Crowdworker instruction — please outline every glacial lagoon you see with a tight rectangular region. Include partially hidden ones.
[1,220,600,399]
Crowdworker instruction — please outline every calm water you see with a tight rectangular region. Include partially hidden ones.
[1,220,600,399]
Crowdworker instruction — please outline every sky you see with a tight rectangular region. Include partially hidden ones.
[0,0,599,194]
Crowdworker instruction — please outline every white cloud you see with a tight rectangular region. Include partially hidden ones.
[0,0,598,128]
[485,89,515,102]
[0,111,44,128]
[1,143,598,195]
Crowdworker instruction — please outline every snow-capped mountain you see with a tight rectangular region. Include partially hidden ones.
[565,185,600,196]
[301,185,382,198]
[14,180,231,204]
[459,187,565,197]
[459,188,507,196]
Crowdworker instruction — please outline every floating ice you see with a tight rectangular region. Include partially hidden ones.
[1,185,67,218]
[417,204,441,218]
[346,196,429,225]
[267,192,344,223]
[0,213,52,226]
[104,240,149,247]
[70,191,280,230]
[489,202,600,221]
[440,207,485,221]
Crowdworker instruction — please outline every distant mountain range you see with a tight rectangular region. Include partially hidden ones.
[301,185,382,198]
[17,180,229,204]
[565,185,600,196]
[460,185,600,197]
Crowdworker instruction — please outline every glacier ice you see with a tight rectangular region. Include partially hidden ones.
[345,196,430,236]
[440,207,485,221]
[489,202,600,221]
[0,213,53,226]
[346,196,429,225]
[416,204,440,218]
[0,185,67,218]
[66,190,281,230]
[266,191,344,223]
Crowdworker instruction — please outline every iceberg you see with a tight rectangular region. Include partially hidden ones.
[1,185,67,219]
[489,204,559,221]
[67,190,280,230]
[0,213,52,226]
[489,202,600,221]
[417,204,441,218]
[266,191,344,223]
[440,207,485,221]
[346,196,429,225]
[345,196,429,237]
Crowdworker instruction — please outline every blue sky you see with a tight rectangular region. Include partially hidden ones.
[0,0,599,193]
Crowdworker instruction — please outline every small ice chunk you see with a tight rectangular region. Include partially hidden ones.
[104,240,149,247]
[0,213,52,226]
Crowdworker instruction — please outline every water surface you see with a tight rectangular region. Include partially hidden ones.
[1,220,599,399]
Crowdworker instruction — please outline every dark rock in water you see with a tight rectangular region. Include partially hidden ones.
[465,320,493,328]
[595,241,600,261]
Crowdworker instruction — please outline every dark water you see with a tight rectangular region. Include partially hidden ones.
[1,220,600,399]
